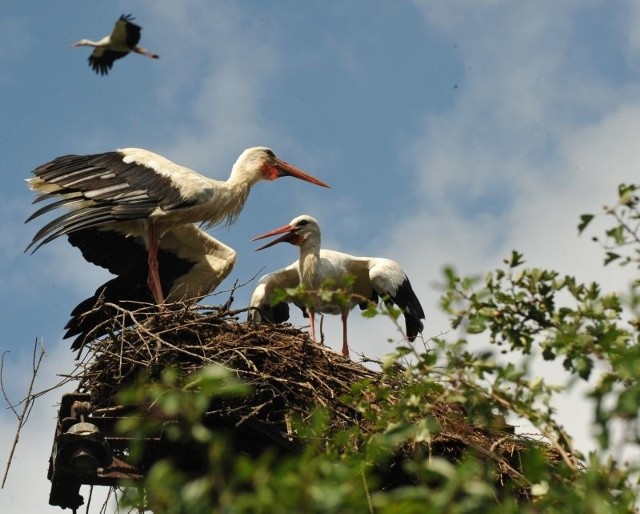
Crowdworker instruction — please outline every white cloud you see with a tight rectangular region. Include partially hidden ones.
[141,0,284,167]
[344,0,640,457]
[509,102,640,284]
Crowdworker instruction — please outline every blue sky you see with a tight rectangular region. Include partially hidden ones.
[2,1,640,510]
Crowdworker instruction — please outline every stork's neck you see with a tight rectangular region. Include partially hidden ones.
[189,173,253,228]
[297,236,321,289]
[76,38,107,48]
[221,178,252,220]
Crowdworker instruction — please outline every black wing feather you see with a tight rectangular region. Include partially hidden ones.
[65,228,195,352]
[88,51,128,75]
[118,14,142,48]
[26,151,197,252]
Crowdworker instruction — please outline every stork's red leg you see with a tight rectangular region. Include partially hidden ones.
[308,308,317,343]
[146,223,165,304]
[341,310,350,357]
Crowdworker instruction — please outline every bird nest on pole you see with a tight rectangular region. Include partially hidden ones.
[58,300,570,504]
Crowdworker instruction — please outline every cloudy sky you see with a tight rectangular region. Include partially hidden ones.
[2,1,639,510]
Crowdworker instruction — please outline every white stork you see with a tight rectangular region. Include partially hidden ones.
[63,224,234,352]
[70,14,159,75]
[25,147,330,305]
[248,214,425,358]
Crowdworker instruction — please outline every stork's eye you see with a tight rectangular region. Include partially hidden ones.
[265,149,276,158]
[297,219,309,227]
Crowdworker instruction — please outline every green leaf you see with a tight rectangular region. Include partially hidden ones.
[361,304,378,319]
[605,226,624,245]
[506,250,525,268]
[577,213,594,234]
[542,347,556,361]
[467,314,488,334]
[616,387,640,418]
[604,252,620,266]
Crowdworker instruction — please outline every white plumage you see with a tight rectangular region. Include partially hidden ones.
[248,214,425,357]
[26,147,330,304]
[70,14,159,75]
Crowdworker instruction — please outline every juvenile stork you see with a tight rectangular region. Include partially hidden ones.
[63,224,234,352]
[26,147,330,304]
[70,14,159,75]
[248,214,425,358]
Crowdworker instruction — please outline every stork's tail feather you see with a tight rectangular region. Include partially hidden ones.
[64,278,152,352]
[394,277,425,341]
[405,315,425,342]
[249,302,291,324]
[247,293,291,324]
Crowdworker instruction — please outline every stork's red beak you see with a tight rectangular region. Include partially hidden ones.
[273,158,331,188]
[253,224,299,250]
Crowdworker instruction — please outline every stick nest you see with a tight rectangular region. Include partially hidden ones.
[71,301,571,497]
[75,302,385,429]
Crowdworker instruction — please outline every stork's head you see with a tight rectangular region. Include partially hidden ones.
[253,214,320,250]
[232,147,331,188]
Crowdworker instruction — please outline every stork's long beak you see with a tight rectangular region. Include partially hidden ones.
[253,224,298,250]
[274,158,331,188]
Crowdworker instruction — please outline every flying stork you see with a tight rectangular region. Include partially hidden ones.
[248,214,425,358]
[63,224,235,352]
[25,147,331,305]
[70,14,159,75]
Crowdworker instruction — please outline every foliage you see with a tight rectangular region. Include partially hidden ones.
[113,184,640,513]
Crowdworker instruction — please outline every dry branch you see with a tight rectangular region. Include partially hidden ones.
[1,339,46,488]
